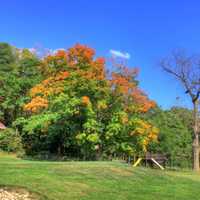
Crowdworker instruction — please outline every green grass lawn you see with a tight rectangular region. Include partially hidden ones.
[0,152,200,200]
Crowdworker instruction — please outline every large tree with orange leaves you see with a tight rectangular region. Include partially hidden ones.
[15,44,158,159]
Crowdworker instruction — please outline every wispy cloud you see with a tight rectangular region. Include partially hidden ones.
[52,48,66,54]
[109,49,130,59]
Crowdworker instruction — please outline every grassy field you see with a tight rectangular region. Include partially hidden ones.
[0,153,200,200]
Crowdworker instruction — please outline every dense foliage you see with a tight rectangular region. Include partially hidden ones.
[0,42,193,165]
[0,43,158,159]
[0,43,42,126]
[148,107,193,167]
[0,128,22,152]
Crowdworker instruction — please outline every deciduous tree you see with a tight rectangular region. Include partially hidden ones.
[161,49,200,171]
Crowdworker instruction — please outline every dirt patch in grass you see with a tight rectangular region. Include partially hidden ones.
[0,187,41,200]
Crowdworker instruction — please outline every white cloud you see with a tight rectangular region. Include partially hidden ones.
[109,49,130,59]
[52,48,66,54]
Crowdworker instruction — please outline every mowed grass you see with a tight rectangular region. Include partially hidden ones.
[0,153,200,200]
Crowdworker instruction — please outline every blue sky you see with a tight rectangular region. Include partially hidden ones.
[1,0,200,109]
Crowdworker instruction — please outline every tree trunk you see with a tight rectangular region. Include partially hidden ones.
[192,100,199,171]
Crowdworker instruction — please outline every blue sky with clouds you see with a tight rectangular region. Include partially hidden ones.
[1,0,200,109]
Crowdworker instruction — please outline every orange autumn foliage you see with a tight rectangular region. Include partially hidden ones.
[24,71,70,112]
[42,44,106,81]
[46,50,67,62]
[30,71,69,97]
[24,96,48,113]
[90,57,106,80]
[25,44,155,117]
[56,50,67,59]
[67,44,95,65]
[25,44,106,114]
[55,71,69,81]
[82,96,90,106]
[111,72,135,94]
[40,50,68,75]
[111,62,155,113]
[131,88,156,113]
[67,44,106,80]
[110,61,138,94]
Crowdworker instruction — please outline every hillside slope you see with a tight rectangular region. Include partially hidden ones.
[0,153,199,200]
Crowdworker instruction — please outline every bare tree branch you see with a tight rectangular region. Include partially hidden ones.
[160,49,200,171]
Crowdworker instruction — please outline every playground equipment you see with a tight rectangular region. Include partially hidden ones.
[133,152,167,170]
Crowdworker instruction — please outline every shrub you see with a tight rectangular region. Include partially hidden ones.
[0,128,23,153]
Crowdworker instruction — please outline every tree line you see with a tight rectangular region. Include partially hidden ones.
[0,43,196,170]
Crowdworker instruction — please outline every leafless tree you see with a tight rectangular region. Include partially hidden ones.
[160,49,200,171]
